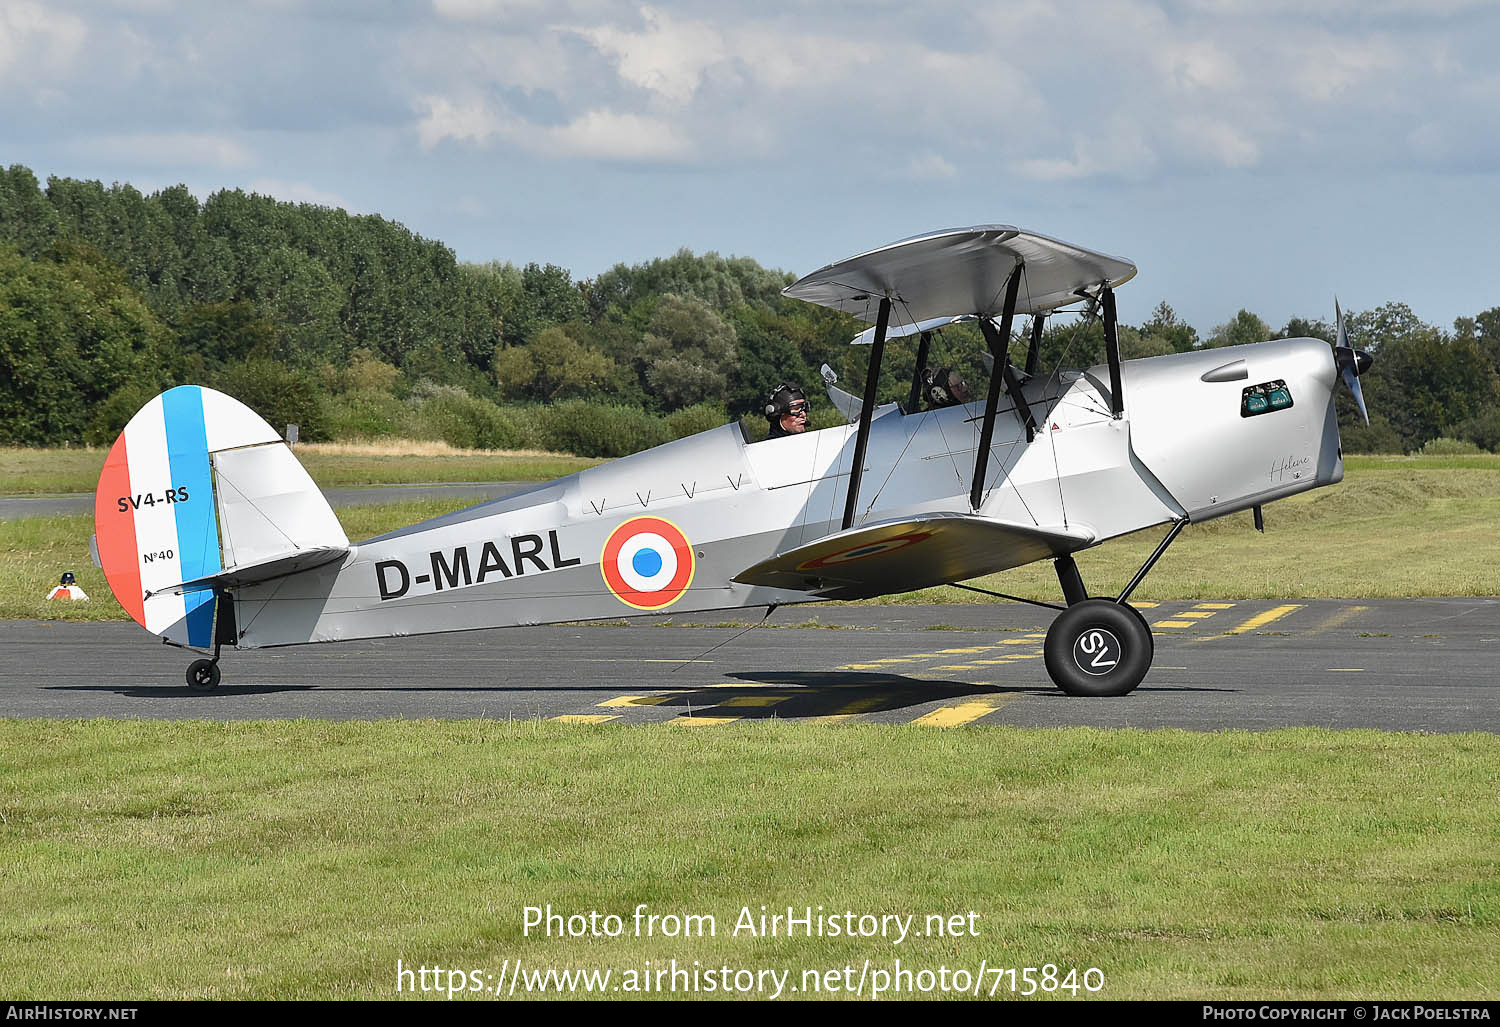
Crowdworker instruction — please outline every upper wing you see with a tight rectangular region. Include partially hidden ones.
[785,225,1136,324]
[732,513,1093,599]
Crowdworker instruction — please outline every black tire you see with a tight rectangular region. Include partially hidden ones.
[1123,601,1155,661]
[186,659,221,691]
[1044,599,1152,697]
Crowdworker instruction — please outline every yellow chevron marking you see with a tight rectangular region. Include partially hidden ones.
[1309,605,1370,634]
[1224,604,1304,635]
[912,696,1018,727]
[598,694,676,707]
[818,696,886,721]
[551,715,620,724]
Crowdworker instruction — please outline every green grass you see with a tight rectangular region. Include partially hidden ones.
[0,720,1495,1000]
[0,445,599,494]
[887,460,1500,603]
[8,460,1497,622]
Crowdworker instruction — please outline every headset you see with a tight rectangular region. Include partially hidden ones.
[765,382,807,418]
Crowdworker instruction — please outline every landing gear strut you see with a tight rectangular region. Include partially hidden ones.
[183,591,235,691]
[1042,520,1185,697]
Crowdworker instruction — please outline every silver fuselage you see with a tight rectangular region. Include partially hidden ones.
[231,337,1342,648]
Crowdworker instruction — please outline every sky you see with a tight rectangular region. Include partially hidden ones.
[4,0,1499,336]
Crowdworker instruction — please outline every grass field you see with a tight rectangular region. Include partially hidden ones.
[6,455,1497,622]
[0,442,600,495]
[1,720,1494,1000]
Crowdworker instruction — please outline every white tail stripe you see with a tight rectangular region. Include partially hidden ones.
[124,396,187,636]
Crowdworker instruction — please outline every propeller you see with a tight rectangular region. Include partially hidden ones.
[1332,297,1374,425]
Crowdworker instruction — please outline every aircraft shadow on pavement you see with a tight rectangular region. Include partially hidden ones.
[717,670,1039,718]
[45,684,317,699]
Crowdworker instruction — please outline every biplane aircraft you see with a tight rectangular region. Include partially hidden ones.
[93,225,1372,697]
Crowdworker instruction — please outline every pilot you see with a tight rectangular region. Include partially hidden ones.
[923,367,972,408]
[765,382,810,438]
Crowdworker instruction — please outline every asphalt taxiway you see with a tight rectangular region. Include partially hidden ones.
[3,598,1496,731]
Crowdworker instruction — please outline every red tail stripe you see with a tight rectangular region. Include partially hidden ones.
[94,433,145,625]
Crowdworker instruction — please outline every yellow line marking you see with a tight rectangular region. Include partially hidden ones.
[717,695,791,707]
[672,716,740,726]
[1132,601,1160,608]
[1224,604,1304,635]
[551,714,619,724]
[840,663,885,670]
[598,694,676,707]
[1197,602,1236,609]
[1328,668,1364,672]
[937,647,988,654]
[912,696,1018,727]
[818,696,886,721]
[933,664,980,670]
[1309,605,1370,634]
[1154,620,1194,628]
[699,682,786,689]
[973,658,1016,665]
[1175,611,1217,619]
[1001,638,1039,645]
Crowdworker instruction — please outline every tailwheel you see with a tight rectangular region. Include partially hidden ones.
[1043,599,1152,697]
[186,658,221,692]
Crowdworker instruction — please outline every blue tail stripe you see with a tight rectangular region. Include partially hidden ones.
[162,386,220,648]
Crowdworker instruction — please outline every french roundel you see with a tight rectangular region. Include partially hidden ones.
[601,516,695,610]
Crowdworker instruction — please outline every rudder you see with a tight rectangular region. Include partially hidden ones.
[93,385,347,649]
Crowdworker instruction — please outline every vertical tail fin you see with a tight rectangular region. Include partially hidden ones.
[93,385,348,649]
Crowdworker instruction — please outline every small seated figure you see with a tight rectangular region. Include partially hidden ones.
[47,571,89,601]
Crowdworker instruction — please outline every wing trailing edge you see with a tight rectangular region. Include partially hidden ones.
[732,513,1093,599]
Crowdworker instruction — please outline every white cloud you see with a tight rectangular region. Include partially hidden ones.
[0,2,87,82]
[566,6,725,105]
[416,94,691,161]
[1173,117,1260,168]
[247,178,359,211]
[415,95,506,148]
[544,108,692,160]
[1014,122,1160,181]
[69,131,254,169]
[900,153,958,182]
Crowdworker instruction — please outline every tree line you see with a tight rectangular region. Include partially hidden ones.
[1,163,1496,456]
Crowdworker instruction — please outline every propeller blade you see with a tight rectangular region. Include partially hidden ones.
[1333,296,1370,425]
[1342,362,1370,426]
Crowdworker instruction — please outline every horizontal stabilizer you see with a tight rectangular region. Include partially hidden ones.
[162,546,349,595]
[733,513,1093,599]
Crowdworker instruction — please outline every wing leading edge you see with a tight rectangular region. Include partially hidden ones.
[783,225,1136,324]
[732,514,1094,600]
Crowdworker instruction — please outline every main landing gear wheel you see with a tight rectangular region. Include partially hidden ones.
[186,659,221,692]
[1044,599,1153,697]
